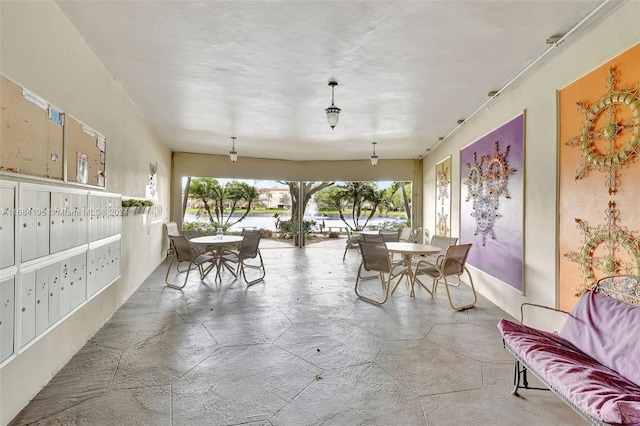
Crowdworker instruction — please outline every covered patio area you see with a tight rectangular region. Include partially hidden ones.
[10,240,581,425]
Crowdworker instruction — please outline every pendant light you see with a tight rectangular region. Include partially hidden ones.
[229,137,238,163]
[325,80,341,129]
[370,141,379,166]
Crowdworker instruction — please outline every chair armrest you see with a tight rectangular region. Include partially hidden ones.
[519,303,569,326]
[413,258,439,271]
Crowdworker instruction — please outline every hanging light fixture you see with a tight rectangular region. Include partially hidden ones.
[370,141,379,167]
[325,80,341,129]
[229,136,238,163]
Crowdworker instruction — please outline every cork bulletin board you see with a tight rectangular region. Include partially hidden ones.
[0,74,64,180]
[65,116,106,187]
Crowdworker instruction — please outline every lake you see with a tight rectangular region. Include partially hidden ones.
[183,212,406,232]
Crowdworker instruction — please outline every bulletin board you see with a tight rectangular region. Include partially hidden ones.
[0,74,64,180]
[65,116,106,187]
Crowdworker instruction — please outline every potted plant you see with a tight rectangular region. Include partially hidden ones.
[121,199,139,215]
[121,199,153,215]
[141,199,154,214]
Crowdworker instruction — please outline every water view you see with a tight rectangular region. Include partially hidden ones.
[184,212,405,233]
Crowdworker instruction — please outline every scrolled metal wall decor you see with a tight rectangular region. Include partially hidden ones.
[463,141,516,246]
[436,161,451,236]
[564,66,640,293]
[565,67,640,195]
[565,201,640,295]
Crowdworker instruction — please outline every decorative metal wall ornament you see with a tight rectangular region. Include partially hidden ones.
[435,156,452,237]
[463,141,516,246]
[565,201,640,296]
[464,152,484,201]
[436,164,450,201]
[436,208,450,237]
[565,67,640,195]
[483,141,517,199]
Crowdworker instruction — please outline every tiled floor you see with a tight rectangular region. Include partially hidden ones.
[10,239,584,425]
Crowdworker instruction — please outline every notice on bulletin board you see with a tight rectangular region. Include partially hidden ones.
[76,153,88,184]
[48,106,64,127]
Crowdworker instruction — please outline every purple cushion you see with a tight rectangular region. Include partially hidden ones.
[499,319,640,424]
[559,290,640,388]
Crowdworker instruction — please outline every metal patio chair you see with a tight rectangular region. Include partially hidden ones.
[342,228,361,261]
[355,240,403,305]
[220,229,265,285]
[165,234,216,289]
[399,227,412,242]
[412,243,477,311]
[426,235,459,283]
[380,230,400,242]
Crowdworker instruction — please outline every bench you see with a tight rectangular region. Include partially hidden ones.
[498,275,640,425]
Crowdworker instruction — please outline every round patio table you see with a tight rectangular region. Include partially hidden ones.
[385,242,441,297]
[190,235,244,281]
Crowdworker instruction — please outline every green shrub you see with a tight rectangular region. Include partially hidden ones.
[259,228,273,239]
[278,219,315,238]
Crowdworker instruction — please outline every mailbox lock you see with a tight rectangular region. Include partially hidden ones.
[37,300,41,304]
[22,307,26,312]
[23,223,27,227]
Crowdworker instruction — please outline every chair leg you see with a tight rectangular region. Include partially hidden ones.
[410,274,433,296]
[343,242,349,261]
[357,261,378,281]
[441,267,477,311]
[240,251,265,286]
[355,267,390,305]
[165,257,191,290]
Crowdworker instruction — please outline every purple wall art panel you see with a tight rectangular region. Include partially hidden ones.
[459,113,524,292]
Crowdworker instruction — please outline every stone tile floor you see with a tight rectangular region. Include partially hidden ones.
[10,239,584,425]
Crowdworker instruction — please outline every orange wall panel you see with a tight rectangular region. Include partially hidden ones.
[558,43,640,311]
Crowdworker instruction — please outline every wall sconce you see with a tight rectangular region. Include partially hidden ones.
[325,80,341,129]
[229,137,238,163]
[370,141,379,167]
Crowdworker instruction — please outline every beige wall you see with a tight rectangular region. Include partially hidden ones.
[171,153,423,231]
[422,1,640,326]
[0,2,172,423]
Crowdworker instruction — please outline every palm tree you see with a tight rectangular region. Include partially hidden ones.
[385,182,411,224]
[188,178,219,223]
[230,184,259,225]
[319,182,384,231]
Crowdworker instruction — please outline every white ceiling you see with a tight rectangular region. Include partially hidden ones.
[55,0,617,162]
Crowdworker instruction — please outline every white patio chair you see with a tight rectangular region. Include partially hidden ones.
[165,234,216,289]
[220,229,265,285]
[412,243,477,311]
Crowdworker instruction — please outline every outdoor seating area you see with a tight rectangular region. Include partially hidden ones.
[8,238,583,425]
[164,223,265,287]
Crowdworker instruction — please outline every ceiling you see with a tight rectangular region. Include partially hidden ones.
[55,0,618,162]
